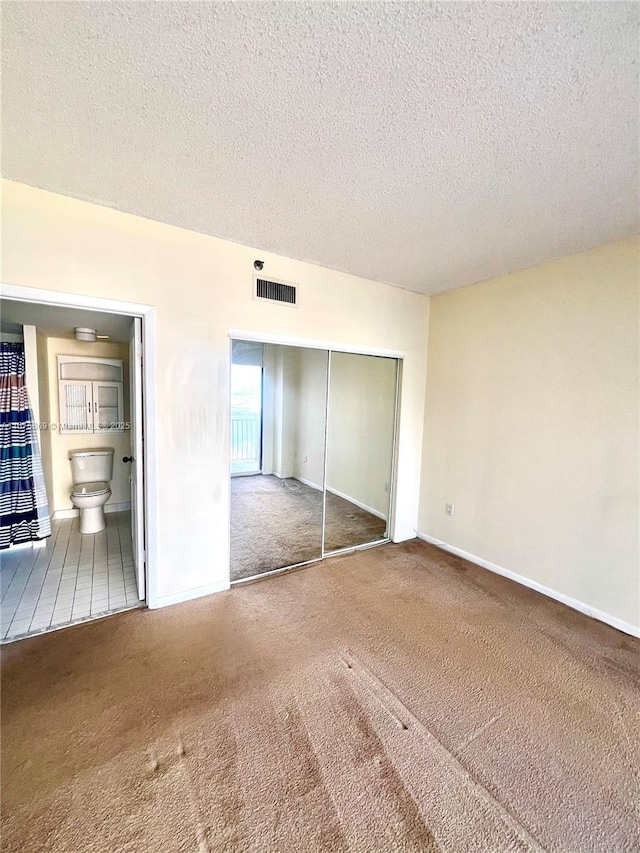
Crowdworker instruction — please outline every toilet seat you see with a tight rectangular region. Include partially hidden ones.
[71,481,110,497]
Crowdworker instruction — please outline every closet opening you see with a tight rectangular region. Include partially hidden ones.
[229,338,400,583]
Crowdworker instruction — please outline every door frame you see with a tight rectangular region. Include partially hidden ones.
[0,284,158,608]
[228,329,404,582]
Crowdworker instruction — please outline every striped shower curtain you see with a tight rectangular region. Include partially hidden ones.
[0,343,51,549]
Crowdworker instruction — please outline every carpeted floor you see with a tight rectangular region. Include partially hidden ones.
[230,475,387,580]
[2,540,639,852]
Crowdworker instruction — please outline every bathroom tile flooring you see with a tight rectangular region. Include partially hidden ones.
[0,511,142,643]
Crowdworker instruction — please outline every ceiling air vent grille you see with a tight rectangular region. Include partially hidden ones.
[255,277,297,306]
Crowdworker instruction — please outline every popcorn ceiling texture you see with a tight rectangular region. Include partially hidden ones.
[2,1,638,294]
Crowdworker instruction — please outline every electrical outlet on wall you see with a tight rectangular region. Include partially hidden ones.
[445,503,454,516]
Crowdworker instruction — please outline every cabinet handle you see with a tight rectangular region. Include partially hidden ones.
[94,402,97,413]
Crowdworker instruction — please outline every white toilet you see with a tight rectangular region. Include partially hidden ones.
[68,448,114,534]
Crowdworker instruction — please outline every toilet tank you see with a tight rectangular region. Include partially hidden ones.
[68,447,114,484]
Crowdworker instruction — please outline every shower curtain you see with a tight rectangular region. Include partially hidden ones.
[0,343,51,549]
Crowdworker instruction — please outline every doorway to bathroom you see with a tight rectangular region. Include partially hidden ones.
[0,288,154,643]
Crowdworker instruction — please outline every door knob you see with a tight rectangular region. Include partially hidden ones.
[122,456,134,463]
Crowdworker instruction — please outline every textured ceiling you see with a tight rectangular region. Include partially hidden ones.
[2,2,638,294]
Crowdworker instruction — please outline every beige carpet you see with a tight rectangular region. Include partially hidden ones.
[230,475,387,580]
[2,540,639,852]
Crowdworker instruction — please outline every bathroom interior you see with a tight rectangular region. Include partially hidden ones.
[0,299,144,642]
[230,339,399,582]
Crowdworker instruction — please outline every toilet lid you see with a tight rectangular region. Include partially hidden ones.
[71,481,110,497]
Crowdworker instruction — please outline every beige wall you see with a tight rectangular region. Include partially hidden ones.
[22,325,40,424]
[2,180,430,604]
[293,347,328,489]
[326,352,397,517]
[262,344,306,480]
[36,331,53,509]
[418,237,640,631]
[261,344,276,475]
[263,344,328,485]
[278,346,299,479]
[262,346,396,520]
[42,336,130,514]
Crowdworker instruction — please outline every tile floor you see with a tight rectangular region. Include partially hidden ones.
[0,511,141,643]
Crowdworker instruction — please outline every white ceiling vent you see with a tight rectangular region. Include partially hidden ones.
[253,276,298,307]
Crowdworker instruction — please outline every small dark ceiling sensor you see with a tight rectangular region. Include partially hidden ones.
[254,260,264,271]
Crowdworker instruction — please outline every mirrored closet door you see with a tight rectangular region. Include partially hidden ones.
[324,352,397,553]
[230,343,329,581]
[229,339,399,583]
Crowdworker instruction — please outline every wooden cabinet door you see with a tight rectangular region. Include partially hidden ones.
[60,380,93,433]
[93,381,123,431]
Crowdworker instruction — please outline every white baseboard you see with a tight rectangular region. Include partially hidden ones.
[54,502,131,520]
[416,532,640,639]
[106,502,131,514]
[326,486,387,520]
[53,508,78,520]
[293,477,387,521]
[153,580,230,609]
[295,475,322,491]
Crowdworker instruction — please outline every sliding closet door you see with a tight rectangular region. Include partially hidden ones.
[323,352,398,553]
[230,342,329,581]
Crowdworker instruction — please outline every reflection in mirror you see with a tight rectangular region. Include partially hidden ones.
[324,352,397,553]
[230,342,328,581]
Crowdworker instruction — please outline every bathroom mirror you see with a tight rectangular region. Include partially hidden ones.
[230,342,329,581]
[324,352,397,553]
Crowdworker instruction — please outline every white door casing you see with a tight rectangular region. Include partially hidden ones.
[1,283,157,606]
[129,317,145,600]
